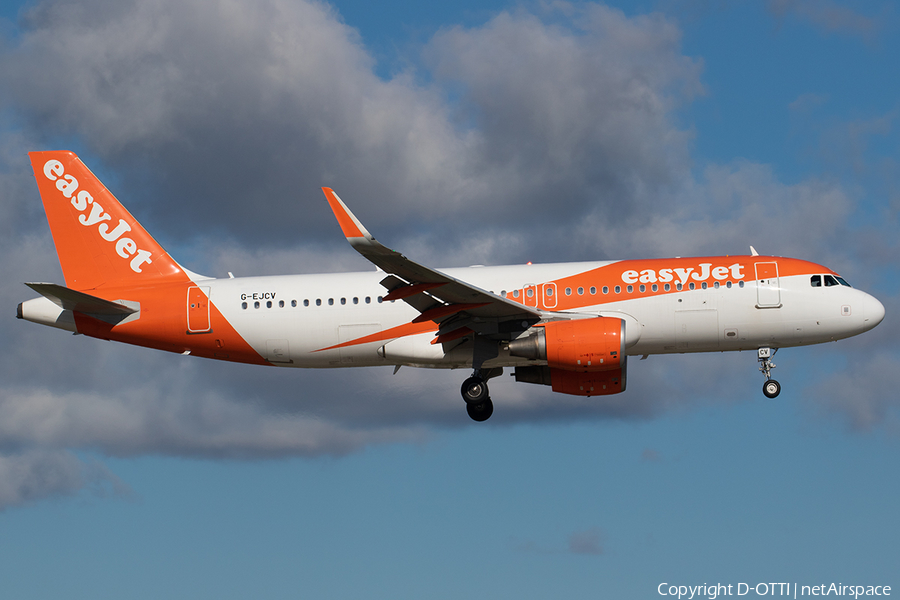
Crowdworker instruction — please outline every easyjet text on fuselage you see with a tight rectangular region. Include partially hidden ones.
[620,262,745,286]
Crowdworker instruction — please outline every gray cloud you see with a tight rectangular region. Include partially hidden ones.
[641,448,662,462]
[573,160,857,265]
[426,5,702,212]
[767,0,884,40]
[804,293,900,433]
[1,0,475,246]
[0,0,703,266]
[807,351,900,434]
[0,450,131,510]
[568,526,604,555]
[0,0,894,508]
[511,525,605,555]
[818,112,897,177]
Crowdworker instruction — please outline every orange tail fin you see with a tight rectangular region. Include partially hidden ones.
[29,151,187,291]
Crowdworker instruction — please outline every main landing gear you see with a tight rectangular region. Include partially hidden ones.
[758,347,781,398]
[461,368,502,422]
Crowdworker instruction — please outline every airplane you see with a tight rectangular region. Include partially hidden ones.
[18,151,886,421]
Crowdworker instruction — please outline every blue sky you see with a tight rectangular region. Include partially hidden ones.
[0,1,898,598]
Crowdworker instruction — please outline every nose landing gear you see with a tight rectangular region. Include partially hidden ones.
[758,347,781,398]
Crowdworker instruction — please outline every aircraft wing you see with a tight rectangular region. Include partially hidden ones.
[322,188,541,340]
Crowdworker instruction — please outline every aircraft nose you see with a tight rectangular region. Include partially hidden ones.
[861,293,885,330]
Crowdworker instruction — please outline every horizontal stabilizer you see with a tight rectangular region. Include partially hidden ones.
[25,282,137,316]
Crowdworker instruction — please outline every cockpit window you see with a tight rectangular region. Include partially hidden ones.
[836,276,851,287]
[824,275,839,287]
[810,275,821,287]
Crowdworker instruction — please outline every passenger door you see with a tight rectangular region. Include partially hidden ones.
[754,262,781,308]
[187,286,211,333]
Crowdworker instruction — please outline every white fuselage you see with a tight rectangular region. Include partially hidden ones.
[205,261,883,369]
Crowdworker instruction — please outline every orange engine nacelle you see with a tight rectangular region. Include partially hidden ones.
[514,365,626,397]
[549,367,625,396]
[508,317,625,372]
[510,317,627,397]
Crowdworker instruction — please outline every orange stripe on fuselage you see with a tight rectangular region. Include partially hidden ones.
[505,256,834,311]
[73,282,269,365]
[314,320,438,353]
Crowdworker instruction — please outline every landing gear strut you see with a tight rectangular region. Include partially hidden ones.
[461,368,501,422]
[758,347,781,398]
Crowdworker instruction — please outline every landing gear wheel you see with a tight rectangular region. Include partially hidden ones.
[763,379,781,399]
[461,376,489,405]
[466,398,494,422]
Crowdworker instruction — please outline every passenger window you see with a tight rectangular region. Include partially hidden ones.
[810,275,821,287]
[316,299,322,306]
[739,281,744,288]
[341,298,346,305]
[565,288,572,296]
[726,281,732,289]
[254,301,260,309]
[676,283,683,291]
[513,290,520,298]
[267,300,272,308]
[590,287,596,295]
[626,285,633,293]
[689,283,695,290]
[614,286,621,294]
[353,297,359,304]
[377,296,383,303]
[652,284,658,292]
[824,275,839,287]
[713,282,719,289]
[526,289,534,298]
[546,288,553,297]
[279,300,284,308]
[241,302,248,310]
[328,298,335,305]
[365,297,371,304]
[639,285,646,293]
[302,299,308,307]
[577,287,584,295]
[602,286,608,294]
[664,283,670,291]
[701,282,707,290]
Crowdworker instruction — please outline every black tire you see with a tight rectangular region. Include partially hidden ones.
[466,398,493,422]
[461,376,489,405]
[763,379,781,399]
